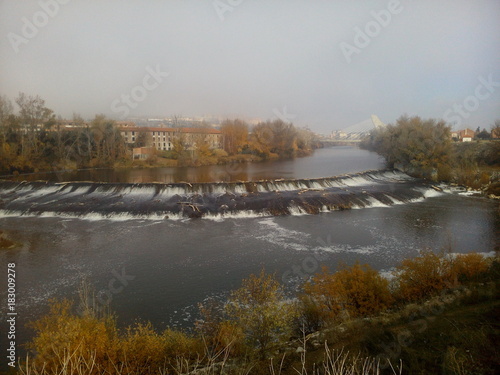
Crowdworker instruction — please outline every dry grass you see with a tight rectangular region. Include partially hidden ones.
[18,342,400,375]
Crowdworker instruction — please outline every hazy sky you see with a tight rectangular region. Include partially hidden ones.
[1,0,499,133]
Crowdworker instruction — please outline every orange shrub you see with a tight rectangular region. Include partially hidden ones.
[303,263,393,322]
[451,253,490,282]
[27,299,117,374]
[26,299,204,375]
[393,250,454,302]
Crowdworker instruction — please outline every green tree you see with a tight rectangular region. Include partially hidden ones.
[362,115,452,180]
[225,270,298,357]
[476,128,491,140]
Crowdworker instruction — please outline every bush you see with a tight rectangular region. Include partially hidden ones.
[27,299,117,373]
[120,322,168,374]
[393,250,455,302]
[451,253,490,282]
[225,270,298,357]
[303,263,393,323]
[25,299,204,375]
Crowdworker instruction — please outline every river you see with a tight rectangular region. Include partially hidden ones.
[4,146,384,183]
[0,147,498,367]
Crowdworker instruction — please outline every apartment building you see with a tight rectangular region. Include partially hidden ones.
[120,127,223,151]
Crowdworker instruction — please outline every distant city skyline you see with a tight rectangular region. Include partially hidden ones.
[1,1,499,133]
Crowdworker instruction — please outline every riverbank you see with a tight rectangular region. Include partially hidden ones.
[0,147,384,184]
[15,251,499,375]
[0,149,317,181]
[115,152,264,169]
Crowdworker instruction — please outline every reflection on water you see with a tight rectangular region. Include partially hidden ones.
[3,147,385,183]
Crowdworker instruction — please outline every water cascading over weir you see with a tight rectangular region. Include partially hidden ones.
[0,170,440,220]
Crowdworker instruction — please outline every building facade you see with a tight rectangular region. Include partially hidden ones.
[120,127,223,151]
[451,128,476,142]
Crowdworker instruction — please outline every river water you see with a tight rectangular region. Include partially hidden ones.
[5,146,385,183]
[0,147,498,365]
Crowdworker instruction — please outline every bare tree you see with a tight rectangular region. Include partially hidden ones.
[15,93,54,157]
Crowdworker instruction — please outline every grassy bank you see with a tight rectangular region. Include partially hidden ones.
[114,152,265,170]
[13,250,499,375]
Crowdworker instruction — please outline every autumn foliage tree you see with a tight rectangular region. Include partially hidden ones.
[248,119,315,159]
[221,119,248,155]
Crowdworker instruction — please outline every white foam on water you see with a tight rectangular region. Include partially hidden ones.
[288,204,309,216]
[255,218,311,251]
[420,187,444,198]
[203,210,270,221]
[364,196,391,208]
[0,209,176,222]
[312,242,377,255]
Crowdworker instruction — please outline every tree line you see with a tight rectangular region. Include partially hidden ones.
[0,94,127,175]
[221,118,318,160]
[361,115,500,184]
[0,93,318,175]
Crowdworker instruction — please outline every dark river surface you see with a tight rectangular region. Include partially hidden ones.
[0,147,498,367]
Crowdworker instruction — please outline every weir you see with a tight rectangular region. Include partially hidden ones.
[0,169,439,220]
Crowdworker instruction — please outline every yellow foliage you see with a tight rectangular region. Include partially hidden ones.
[393,250,455,302]
[28,299,117,373]
[162,328,204,359]
[304,263,393,322]
[213,321,246,357]
[120,322,167,372]
[25,299,204,375]
[451,253,490,282]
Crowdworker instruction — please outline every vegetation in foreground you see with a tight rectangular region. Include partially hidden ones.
[360,116,500,194]
[14,250,499,375]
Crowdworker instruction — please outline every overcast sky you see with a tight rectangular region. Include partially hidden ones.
[1,0,499,133]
